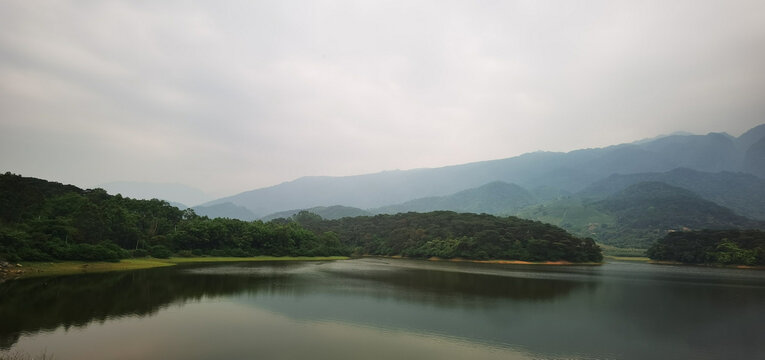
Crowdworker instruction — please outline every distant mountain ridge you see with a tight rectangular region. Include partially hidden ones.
[519,181,764,248]
[203,124,765,218]
[580,168,765,220]
[192,202,257,221]
[372,181,535,215]
[591,182,763,247]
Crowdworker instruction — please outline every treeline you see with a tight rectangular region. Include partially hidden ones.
[647,230,765,265]
[292,211,603,262]
[0,173,347,262]
[0,173,602,263]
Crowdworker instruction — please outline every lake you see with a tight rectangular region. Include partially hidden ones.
[1,258,764,360]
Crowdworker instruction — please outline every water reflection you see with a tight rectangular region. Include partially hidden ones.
[0,260,590,351]
[1,259,764,360]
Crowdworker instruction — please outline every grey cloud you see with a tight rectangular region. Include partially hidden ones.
[1,0,764,196]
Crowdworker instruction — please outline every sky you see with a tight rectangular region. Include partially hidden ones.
[1,0,764,198]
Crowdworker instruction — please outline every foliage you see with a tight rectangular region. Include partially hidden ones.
[297,211,602,262]
[647,229,765,265]
[0,173,601,263]
[0,173,350,262]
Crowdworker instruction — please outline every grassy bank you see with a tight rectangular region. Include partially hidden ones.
[605,256,651,262]
[598,243,647,257]
[375,256,603,266]
[8,256,349,279]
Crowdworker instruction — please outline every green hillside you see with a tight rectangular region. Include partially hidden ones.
[516,198,616,240]
[262,205,372,221]
[0,173,600,263]
[580,168,765,220]
[297,211,602,262]
[518,182,764,249]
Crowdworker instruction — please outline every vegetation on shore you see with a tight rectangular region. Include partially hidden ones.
[0,173,602,267]
[293,210,603,262]
[647,229,765,266]
[7,256,350,279]
[0,173,350,263]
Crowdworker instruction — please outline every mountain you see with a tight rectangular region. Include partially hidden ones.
[737,123,765,150]
[261,205,371,221]
[373,181,536,215]
[203,124,765,217]
[192,202,257,221]
[100,182,212,207]
[516,198,616,242]
[743,137,765,178]
[634,132,741,172]
[580,168,765,220]
[593,182,761,248]
[519,181,763,248]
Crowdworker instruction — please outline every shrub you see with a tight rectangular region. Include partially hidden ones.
[150,245,172,259]
[131,248,149,258]
[177,250,194,257]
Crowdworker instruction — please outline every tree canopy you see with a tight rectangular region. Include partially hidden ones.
[0,173,601,263]
[647,229,765,265]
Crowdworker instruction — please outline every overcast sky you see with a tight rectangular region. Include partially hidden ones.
[1,0,764,198]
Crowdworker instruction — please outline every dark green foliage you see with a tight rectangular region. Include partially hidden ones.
[299,211,602,262]
[647,230,765,265]
[0,173,351,261]
[149,245,172,259]
[261,205,372,221]
[131,248,149,258]
[0,173,600,263]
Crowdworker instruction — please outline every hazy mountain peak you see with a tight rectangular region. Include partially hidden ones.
[204,124,765,217]
[738,123,765,149]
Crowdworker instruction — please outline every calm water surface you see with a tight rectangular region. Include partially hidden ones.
[1,258,764,360]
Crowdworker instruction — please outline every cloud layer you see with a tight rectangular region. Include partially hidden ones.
[1,0,764,196]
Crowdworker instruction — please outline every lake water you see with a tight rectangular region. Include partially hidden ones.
[1,258,764,360]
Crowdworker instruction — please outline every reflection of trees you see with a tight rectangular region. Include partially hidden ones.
[0,261,597,350]
[0,265,286,349]
[324,267,593,307]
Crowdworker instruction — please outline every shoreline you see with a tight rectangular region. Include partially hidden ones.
[376,255,603,266]
[647,259,765,270]
[1,256,350,280]
[442,258,603,266]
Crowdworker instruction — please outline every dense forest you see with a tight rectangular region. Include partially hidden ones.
[292,211,602,262]
[0,173,347,262]
[0,173,602,263]
[647,230,765,265]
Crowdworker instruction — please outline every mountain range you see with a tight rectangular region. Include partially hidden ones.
[96,124,765,249]
[201,124,764,217]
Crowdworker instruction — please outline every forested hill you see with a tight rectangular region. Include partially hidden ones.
[591,181,763,248]
[647,230,765,265]
[0,173,602,263]
[293,211,602,262]
[0,173,347,262]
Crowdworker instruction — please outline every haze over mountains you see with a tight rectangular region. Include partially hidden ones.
[99,182,213,208]
[94,124,765,250]
[199,124,765,220]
